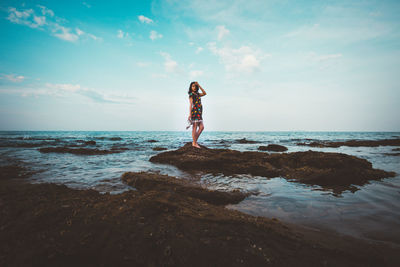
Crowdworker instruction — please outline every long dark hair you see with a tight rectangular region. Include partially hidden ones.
[188,82,199,95]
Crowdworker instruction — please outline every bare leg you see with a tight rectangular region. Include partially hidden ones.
[192,122,198,147]
[194,121,204,145]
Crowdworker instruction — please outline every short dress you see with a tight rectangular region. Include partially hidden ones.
[189,91,203,122]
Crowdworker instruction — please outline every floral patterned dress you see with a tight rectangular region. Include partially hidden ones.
[189,91,203,122]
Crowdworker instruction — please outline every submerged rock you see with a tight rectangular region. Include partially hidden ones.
[258,144,288,152]
[83,140,96,145]
[297,138,400,148]
[150,142,396,193]
[152,147,167,151]
[147,139,158,143]
[383,153,400,156]
[122,171,249,205]
[235,138,259,144]
[38,146,126,155]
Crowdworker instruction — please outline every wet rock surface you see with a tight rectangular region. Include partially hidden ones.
[297,138,400,148]
[235,138,259,144]
[77,140,96,145]
[0,164,38,180]
[384,153,400,156]
[152,147,168,151]
[38,146,127,155]
[109,137,123,141]
[1,168,399,266]
[258,144,288,152]
[150,143,396,193]
[122,171,249,205]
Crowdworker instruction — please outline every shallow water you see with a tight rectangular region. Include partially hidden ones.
[1,131,399,245]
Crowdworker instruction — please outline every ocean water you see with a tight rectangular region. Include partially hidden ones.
[1,131,400,245]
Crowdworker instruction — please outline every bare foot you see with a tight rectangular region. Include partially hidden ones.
[194,143,201,148]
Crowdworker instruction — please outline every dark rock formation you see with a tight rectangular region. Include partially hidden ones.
[297,139,400,148]
[122,171,249,205]
[76,140,96,145]
[153,147,168,151]
[38,146,126,155]
[0,164,35,180]
[258,144,288,152]
[147,139,158,143]
[109,137,122,141]
[0,141,63,148]
[85,140,96,145]
[1,169,399,266]
[150,143,396,193]
[235,138,259,144]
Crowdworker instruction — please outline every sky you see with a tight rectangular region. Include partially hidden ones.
[0,0,399,131]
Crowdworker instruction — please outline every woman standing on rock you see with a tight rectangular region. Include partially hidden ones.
[187,81,206,148]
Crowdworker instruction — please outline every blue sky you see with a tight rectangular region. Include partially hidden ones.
[0,0,399,131]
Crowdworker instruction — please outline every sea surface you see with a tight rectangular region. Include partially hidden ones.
[1,131,400,246]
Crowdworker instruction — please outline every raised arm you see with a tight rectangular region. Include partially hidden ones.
[196,82,207,97]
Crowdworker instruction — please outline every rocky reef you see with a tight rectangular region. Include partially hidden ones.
[1,167,399,266]
[122,171,249,205]
[152,147,168,151]
[235,138,259,144]
[150,143,396,193]
[258,144,288,152]
[38,146,128,155]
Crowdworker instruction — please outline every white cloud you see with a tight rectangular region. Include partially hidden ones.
[0,81,134,104]
[160,52,178,73]
[87,33,101,41]
[2,74,25,82]
[46,83,81,92]
[116,29,132,41]
[76,28,84,36]
[33,15,46,26]
[44,83,135,104]
[150,30,163,40]
[52,24,79,42]
[37,5,54,17]
[284,18,392,44]
[6,5,101,43]
[216,25,229,40]
[7,7,39,28]
[207,42,270,73]
[151,0,263,32]
[195,47,203,54]
[138,15,153,24]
